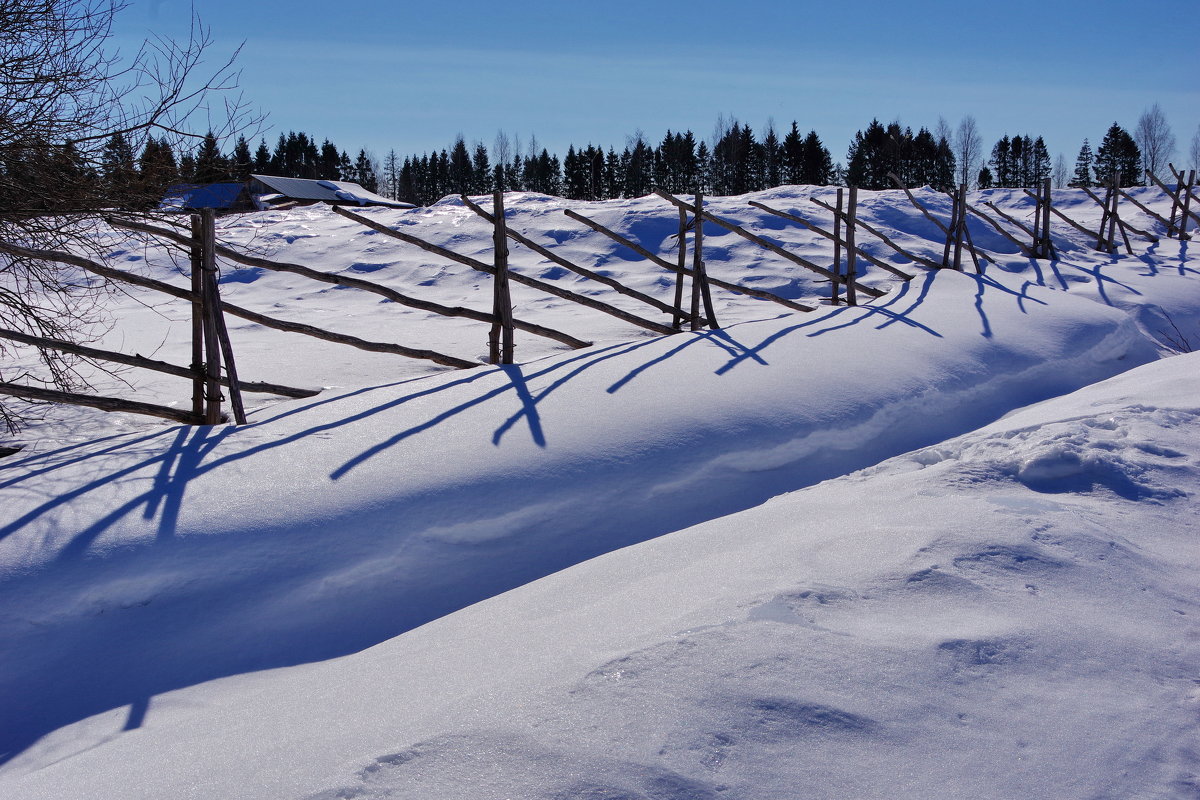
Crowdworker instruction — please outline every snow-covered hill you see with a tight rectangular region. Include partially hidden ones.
[1,186,1197,798]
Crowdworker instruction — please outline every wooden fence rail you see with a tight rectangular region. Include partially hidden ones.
[108,216,589,350]
[332,205,672,336]
[652,190,884,300]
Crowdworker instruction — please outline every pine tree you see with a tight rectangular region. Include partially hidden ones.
[253,139,271,174]
[800,130,833,186]
[471,143,492,194]
[781,122,804,185]
[382,149,401,199]
[230,135,252,181]
[1095,123,1141,187]
[193,131,229,184]
[932,135,956,191]
[563,145,586,199]
[1072,139,1094,187]
[977,166,994,189]
[990,135,1013,187]
[318,140,341,180]
[846,119,891,189]
[762,124,782,189]
[100,131,137,205]
[448,137,473,195]
[137,137,178,208]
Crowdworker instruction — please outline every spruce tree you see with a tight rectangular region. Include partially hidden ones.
[100,131,137,205]
[231,135,252,181]
[318,140,341,180]
[1094,123,1141,187]
[471,143,492,194]
[192,131,229,184]
[799,130,833,186]
[253,139,271,174]
[1072,139,1094,187]
[782,122,804,185]
[448,137,473,195]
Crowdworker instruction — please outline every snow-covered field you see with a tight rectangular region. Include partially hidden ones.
[1,186,1198,799]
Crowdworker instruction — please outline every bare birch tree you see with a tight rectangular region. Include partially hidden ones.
[1134,103,1176,178]
[0,0,257,432]
[955,115,982,188]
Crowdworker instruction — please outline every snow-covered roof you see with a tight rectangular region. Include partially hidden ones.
[250,174,415,208]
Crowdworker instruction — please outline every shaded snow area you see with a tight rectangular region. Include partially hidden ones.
[1,187,1198,798]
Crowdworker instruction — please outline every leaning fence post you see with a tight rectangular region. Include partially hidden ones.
[1180,169,1196,240]
[673,206,687,330]
[199,209,224,424]
[690,193,704,331]
[831,188,843,305]
[693,193,719,329]
[845,186,859,305]
[190,214,205,421]
[490,190,515,364]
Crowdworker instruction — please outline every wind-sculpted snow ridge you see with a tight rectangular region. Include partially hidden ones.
[0,186,1197,797]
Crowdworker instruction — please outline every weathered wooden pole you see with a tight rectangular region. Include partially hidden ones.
[953,184,967,270]
[941,189,959,268]
[199,210,223,424]
[690,192,704,330]
[1041,178,1054,258]
[1180,169,1196,240]
[845,187,859,305]
[190,214,204,420]
[673,206,688,330]
[490,190,515,364]
[694,193,719,329]
[1031,182,1044,257]
[831,188,843,305]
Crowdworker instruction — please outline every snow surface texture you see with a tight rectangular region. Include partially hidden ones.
[0,186,1198,798]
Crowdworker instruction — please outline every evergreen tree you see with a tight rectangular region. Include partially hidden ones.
[193,131,229,184]
[178,152,196,183]
[1030,136,1051,185]
[977,165,994,189]
[1095,123,1141,187]
[253,139,271,174]
[471,143,492,194]
[799,130,833,186]
[398,157,417,204]
[382,149,401,199]
[100,131,137,205]
[695,141,710,193]
[932,135,956,191]
[604,147,621,198]
[846,119,891,189]
[137,137,178,208]
[762,124,782,189]
[990,135,1013,187]
[318,140,341,180]
[781,122,804,184]
[1072,139,1094,187]
[563,145,587,199]
[230,135,252,181]
[448,137,473,195]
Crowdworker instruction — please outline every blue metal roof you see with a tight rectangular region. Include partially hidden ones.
[160,183,248,210]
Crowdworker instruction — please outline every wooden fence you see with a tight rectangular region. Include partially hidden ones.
[1,174,1192,426]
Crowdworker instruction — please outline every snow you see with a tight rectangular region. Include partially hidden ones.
[1,185,1198,799]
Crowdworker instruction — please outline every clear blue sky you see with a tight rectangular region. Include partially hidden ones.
[115,0,1199,169]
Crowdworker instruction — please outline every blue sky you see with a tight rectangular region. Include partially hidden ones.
[115,0,1199,169]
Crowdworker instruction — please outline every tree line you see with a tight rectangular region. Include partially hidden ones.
[66,108,1194,211]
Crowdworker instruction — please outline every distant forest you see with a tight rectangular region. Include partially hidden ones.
[91,112,1175,209]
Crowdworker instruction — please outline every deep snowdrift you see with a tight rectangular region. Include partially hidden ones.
[0,185,1197,798]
